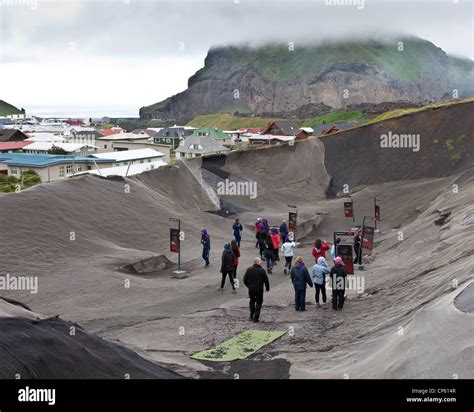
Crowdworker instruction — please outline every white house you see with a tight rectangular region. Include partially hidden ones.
[95,131,153,152]
[23,142,98,157]
[91,148,165,167]
[25,133,65,143]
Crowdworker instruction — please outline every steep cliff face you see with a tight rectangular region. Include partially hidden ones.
[140,37,474,120]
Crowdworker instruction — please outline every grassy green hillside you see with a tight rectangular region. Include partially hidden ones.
[302,110,366,128]
[0,100,23,116]
[199,37,458,83]
[367,98,474,124]
[188,99,474,132]
[187,114,284,129]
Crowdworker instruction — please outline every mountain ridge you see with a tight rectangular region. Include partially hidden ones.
[140,37,473,121]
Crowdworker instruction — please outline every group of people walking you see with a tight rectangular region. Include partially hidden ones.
[200,217,355,322]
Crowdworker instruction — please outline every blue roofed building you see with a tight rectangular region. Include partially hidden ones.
[0,153,114,183]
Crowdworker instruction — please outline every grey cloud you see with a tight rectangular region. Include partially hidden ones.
[1,0,473,61]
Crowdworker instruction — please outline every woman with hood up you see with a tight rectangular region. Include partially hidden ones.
[201,228,211,267]
[219,243,236,293]
[311,256,330,308]
[290,256,313,312]
[270,227,281,263]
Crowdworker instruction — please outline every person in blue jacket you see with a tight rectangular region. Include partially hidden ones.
[290,256,313,311]
[232,218,243,247]
[311,256,330,307]
[201,228,211,267]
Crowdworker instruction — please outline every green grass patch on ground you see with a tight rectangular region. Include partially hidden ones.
[303,110,366,128]
[188,114,284,130]
[192,330,286,362]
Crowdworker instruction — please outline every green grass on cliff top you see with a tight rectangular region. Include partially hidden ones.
[209,38,453,83]
[0,100,23,116]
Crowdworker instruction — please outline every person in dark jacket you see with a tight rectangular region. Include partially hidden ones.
[353,228,362,265]
[279,220,288,243]
[256,226,268,260]
[330,256,347,310]
[219,243,236,293]
[201,228,211,267]
[243,257,270,322]
[230,239,240,279]
[232,218,243,247]
[255,218,262,248]
[290,256,313,311]
[263,232,276,274]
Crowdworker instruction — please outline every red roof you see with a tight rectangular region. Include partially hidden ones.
[100,128,124,136]
[66,119,85,126]
[239,127,262,133]
[0,142,32,151]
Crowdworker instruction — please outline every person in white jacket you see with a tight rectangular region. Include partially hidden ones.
[280,236,296,274]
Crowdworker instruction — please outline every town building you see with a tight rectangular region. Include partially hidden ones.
[261,120,310,140]
[0,129,29,142]
[153,126,195,149]
[174,135,227,159]
[0,142,32,153]
[0,153,114,183]
[91,148,165,167]
[247,134,295,146]
[23,142,98,157]
[191,127,233,146]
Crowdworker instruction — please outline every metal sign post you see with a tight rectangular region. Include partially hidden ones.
[374,197,380,231]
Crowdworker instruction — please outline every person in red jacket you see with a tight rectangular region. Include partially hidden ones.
[312,239,330,262]
[231,239,240,280]
[270,228,281,263]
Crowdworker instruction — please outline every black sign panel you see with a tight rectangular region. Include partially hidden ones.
[288,212,297,231]
[344,201,353,218]
[375,204,380,221]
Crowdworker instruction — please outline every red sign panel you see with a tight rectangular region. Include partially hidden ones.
[170,228,180,253]
[336,244,354,275]
[361,225,375,250]
[344,201,353,218]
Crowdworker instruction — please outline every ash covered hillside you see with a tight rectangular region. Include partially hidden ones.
[140,37,474,121]
[0,100,473,379]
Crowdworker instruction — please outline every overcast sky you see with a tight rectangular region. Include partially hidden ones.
[0,0,472,116]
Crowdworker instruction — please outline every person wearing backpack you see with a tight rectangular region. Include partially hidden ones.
[270,227,281,263]
[256,226,268,260]
[330,256,348,310]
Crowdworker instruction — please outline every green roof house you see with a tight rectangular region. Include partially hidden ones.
[191,127,233,146]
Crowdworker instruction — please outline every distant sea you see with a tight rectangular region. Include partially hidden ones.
[23,105,140,119]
